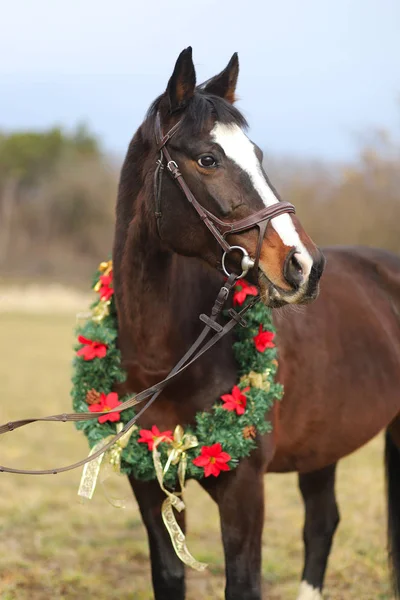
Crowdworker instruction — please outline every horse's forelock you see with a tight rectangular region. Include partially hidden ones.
[141,90,248,146]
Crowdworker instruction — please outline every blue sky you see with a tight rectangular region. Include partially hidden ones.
[1,0,399,160]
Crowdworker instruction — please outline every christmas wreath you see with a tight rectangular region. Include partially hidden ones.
[71,261,283,489]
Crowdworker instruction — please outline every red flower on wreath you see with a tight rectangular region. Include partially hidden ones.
[221,385,250,415]
[138,425,174,451]
[89,392,122,424]
[98,271,114,301]
[77,335,108,361]
[233,279,258,306]
[253,324,275,353]
[192,443,231,477]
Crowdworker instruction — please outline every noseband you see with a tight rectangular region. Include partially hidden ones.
[154,111,296,279]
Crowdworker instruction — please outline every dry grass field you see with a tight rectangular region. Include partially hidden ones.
[0,310,394,599]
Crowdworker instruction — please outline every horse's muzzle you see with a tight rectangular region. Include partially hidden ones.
[260,249,326,308]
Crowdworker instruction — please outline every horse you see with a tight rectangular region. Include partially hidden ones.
[112,47,400,599]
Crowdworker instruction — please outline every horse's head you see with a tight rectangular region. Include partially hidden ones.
[138,47,324,307]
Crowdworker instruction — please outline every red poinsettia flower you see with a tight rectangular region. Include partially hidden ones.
[98,271,114,301]
[137,425,174,451]
[233,278,258,306]
[77,335,108,361]
[192,443,231,477]
[89,392,122,424]
[221,385,250,415]
[253,324,275,352]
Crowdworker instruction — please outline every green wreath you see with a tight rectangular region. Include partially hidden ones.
[71,261,283,488]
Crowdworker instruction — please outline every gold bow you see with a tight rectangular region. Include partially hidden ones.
[78,423,135,503]
[163,425,199,485]
[152,425,207,572]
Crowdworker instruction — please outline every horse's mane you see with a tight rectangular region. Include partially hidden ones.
[142,89,248,143]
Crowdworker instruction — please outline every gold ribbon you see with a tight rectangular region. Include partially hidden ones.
[78,420,206,570]
[152,425,207,572]
[78,423,135,502]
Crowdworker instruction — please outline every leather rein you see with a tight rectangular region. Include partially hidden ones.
[0,113,295,477]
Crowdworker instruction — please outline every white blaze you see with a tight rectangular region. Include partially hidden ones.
[211,122,312,278]
[297,581,323,600]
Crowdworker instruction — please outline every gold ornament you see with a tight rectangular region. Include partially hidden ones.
[152,425,207,572]
[93,260,113,292]
[240,369,271,392]
[92,260,113,322]
[91,299,111,323]
[99,260,113,275]
[99,260,112,275]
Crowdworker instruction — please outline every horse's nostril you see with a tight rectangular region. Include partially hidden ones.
[284,249,304,289]
[291,255,303,275]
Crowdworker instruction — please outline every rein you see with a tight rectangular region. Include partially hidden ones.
[0,112,294,477]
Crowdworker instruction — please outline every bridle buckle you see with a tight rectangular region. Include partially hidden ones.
[167,160,179,173]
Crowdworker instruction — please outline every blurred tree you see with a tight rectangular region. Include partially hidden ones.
[0,125,114,279]
[0,125,99,185]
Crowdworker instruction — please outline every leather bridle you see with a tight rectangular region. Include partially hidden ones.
[154,111,296,278]
[0,112,297,477]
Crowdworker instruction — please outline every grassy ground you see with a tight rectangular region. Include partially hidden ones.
[0,312,393,599]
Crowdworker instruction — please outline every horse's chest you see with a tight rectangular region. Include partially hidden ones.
[118,350,237,431]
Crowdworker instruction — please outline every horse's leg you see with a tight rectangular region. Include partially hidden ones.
[129,476,185,600]
[200,460,265,600]
[386,416,400,597]
[296,464,339,600]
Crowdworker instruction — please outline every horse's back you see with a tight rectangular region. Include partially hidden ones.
[325,245,400,292]
[270,246,400,473]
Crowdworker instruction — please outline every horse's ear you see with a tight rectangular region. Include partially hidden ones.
[202,53,239,104]
[166,47,196,113]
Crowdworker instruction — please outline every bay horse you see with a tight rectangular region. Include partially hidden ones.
[113,47,400,599]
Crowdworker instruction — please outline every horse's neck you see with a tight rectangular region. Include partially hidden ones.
[114,130,226,384]
[115,219,223,380]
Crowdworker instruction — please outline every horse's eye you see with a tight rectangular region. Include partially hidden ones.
[198,155,217,168]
